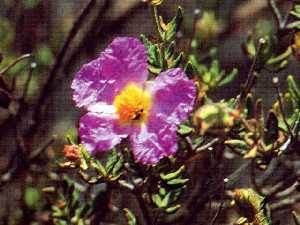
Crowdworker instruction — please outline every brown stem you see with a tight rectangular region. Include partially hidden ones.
[237,38,266,105]
[134,190,153,225]
[250,160,266,196]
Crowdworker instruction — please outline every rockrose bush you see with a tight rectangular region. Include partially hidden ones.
[1,0,300,225]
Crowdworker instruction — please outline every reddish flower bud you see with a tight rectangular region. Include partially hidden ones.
[292,32,300,60]
[63,145,81,161]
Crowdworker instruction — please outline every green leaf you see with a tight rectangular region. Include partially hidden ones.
[164,7,183,42]
[245,94,255,119]
[195,103,234,134]
[177,124,194,136]
[295,4,300,13]
[287,75,300,101]
[224,139,248,149]
[112,156,124,177]
[105,149,119,173]
[80,147,91,170]
[141,34,162,74]
[23,0,40,9]
[152,194,163,207]
[124,208,137,225]
[169,52,183,68]
[166,178,189,186]
[24,187,40,209]
[118,180,135,191]
[91,159,107,177]
[165,41,175,60]
[218,68,238,87]
[166,204,181,214]
[36,45,54,66]
[289,21,300,30]
[234,189,271,225]
[159,187,166,196]
[188,54,207,75]
[184,61,194,78]
[293,211,300,225]
[161,192,171,208]
[0,18,15,49]
[264,111,279,145]
[52,205,64,218]
[160,165,186,181]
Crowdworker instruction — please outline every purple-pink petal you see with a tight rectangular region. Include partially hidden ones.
[79,112,129,153]
[130,121,178,165]
[148,68,196,125]
[129,68,196,164]
[71,37,148,109]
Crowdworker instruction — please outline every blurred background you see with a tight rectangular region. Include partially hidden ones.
[0,0,299,224]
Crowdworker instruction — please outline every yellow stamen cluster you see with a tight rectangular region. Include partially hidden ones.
[113,83,152,124]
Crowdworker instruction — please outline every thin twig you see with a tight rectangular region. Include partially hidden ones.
[0,54,31,75]
[21,62,36,101]
[184,136,194,153]
[273,77,294,137]
[0,54,31,91]
[195,138,219,152]
[28,136,56,160]
[153,6,164,39]
[250,160,266,196]
[0,87,13,99]
[210,181,226,225]
[134,191,153,225]
[33,0,97,122]
[237,38,266,105]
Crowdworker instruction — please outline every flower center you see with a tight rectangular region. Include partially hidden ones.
[113,83,152,124]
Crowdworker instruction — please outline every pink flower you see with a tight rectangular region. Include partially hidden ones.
[71,37,196,165]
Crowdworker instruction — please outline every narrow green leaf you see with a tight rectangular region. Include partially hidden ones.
[218,68,238,87]
[224,139,248,149]
[124,208,137,225]
[166,178,189,186]
[165,41,175,60]
[152,194,163,207]
[160,165,186,181]
[177,124,194,136]
[293,211,300,225]
[169,52,183,68]
[164,7,183,42]
[91,159,107,177]
[105,149,118,173]
[264,111,279,145]
[184,61,194,78]
[166,204,181,214]
[112,156,124,177]
[161,192,171,208]
[25,187,40,209]
[287,75,300,101]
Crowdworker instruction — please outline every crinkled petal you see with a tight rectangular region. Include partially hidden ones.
[71,37,148,109]
[130,120,178,165]
[79,112,129,153]
[147,68,196,125]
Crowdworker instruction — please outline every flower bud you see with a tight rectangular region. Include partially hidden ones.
[292,32,300,60]
[63,144,81,161]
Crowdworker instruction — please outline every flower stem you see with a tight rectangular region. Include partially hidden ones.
[153,6,164,40]
[237,38,266,105]
[134,190,153,225]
